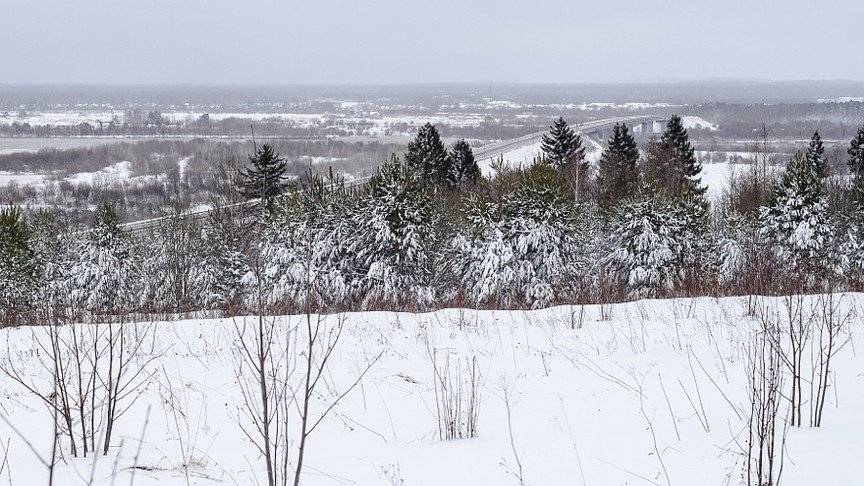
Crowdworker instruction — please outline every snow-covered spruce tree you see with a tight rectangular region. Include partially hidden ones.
[806,131,827,178]
[837,214,864,288]
[406,123,450,183]
[847,124,864,205]
[139,213,200,313]
[605,190,709,298]
[255,173,356,310]
[452,162,585,308]
[447,139,481,188]
[240,144,289,209]
[192,210,248,311]
[351,155,437,308]
[644,115,705,197]
[30,210,75,312]
[596,122,640,206]
[70,202,139,314]
[541,117,588,199]
[759,151,835,286]
[0,206,39,322]
[541,117,585,170]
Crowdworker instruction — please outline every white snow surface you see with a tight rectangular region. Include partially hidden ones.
[0,171,48,187]
[681,115,718,131]
[477,138,604,177]
[1,295,862,485]
[66,161,134,185]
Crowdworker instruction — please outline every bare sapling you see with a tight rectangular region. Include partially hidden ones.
[809,292,849,427]
[745,322,787,486]
[292,311,383,486]
[501,383,525,486]
[234,259,297,486]
[758,295,811,427]
[0,311,156,460]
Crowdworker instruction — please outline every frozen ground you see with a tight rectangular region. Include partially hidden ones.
[0,295,861,485]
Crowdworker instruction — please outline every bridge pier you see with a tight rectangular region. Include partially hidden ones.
[639,121,654,140]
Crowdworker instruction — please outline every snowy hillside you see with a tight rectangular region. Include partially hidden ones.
[1,295,861,485]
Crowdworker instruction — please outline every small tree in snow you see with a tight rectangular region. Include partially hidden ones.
[759,151,834,287]
[193,210,248,311]
[351,156,438,307]
[0,206,39,322]
[453,163,585,308]
[70,202,138,314]
[605,191,708,298]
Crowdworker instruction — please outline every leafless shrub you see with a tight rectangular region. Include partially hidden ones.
[744,325,787,486]
[233,310,296,486]
[235,304,382,486]
[430,351,481,440]
[0,316,156,459]
[809,292,850,427]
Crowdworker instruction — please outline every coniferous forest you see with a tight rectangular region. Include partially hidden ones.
[2,115,864,324]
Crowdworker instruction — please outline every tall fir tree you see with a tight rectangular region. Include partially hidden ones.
[541,117,585,168]
[541,117,588,200]
[847,125,864,204]
[806,131,827,178]
[452,163,584,308]
[0,206,38,321]
[241,144,288,208]
[596,123,640,206]
[760,151,833,283]
[645,115,705,197]
[70,202,138,313]
[352,155,437,307]
[447,140,481,188]
[405,123,450,182]
[848,125,864,176]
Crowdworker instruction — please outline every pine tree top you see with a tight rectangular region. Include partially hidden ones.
[241,144,289,204]
[806,131,826,178]
[771,151,824,209]
[848,125,864,176]
[406,123,449,182]
[541,117,585,170]
[447,139,481,188]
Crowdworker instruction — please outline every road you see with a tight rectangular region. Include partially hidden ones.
[120,114,663,233]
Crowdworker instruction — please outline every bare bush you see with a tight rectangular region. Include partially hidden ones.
[1,316,156,459]
[235,305,383,486]
[809,292,850,427]
[745,324,787,486]
[430,351,481,440]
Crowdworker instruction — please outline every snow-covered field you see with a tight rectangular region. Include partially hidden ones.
[0,171,48,187]
[1,295,861,485]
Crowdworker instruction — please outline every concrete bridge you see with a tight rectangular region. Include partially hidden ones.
[120,115,666,234]
[473,114,666,162]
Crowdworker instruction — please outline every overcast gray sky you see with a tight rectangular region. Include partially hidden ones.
[3,0,861,85]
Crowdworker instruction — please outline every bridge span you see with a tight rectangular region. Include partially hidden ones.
[119,115,666,234]
[473,114,665,162]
